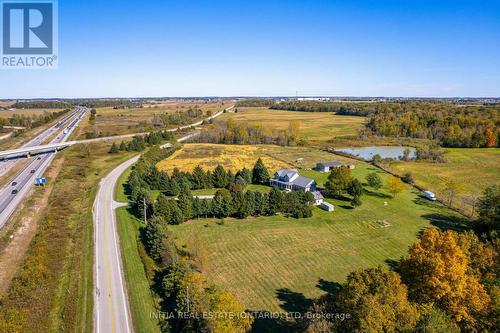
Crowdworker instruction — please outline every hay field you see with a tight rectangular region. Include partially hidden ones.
[156,143,291,173]
[222,107,365,142]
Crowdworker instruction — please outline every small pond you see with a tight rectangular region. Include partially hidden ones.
[334,146,416,161]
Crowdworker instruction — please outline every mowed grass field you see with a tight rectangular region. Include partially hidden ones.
[165,145,464,312]
[221,107,365,142]
[389,148,500,215]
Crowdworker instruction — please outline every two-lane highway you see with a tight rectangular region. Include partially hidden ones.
[0,108,87,229]
[93,106,232,333]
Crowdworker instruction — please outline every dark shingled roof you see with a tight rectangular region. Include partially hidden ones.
[318,161,343,167]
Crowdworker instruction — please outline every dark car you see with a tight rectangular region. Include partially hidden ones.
[11,182,17,186]
[30,169,36,173]
[37,157,41,160]
[11,189,18,194]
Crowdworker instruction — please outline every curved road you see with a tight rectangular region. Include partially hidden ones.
[93,105,233,332]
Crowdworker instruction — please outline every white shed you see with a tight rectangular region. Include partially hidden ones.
[423,191,436,201]
[320,202,334,212]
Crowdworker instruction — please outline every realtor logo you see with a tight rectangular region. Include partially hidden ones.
[1,0,58,68]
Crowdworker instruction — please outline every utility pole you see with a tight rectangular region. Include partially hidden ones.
[143,197,147,224]
[186,286,190,313]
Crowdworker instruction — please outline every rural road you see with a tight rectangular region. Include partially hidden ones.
[93,106,232,332]
[94,155,138,333]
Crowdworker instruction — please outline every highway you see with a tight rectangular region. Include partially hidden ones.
[0,105,230,161]
[92,108,232,333]
[0,110,77,177]
[0,108,87,229]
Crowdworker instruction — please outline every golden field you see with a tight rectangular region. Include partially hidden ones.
[156,143,292,173]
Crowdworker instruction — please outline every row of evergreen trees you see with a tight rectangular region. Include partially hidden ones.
[128,156,315,224]
[109,130,175,153]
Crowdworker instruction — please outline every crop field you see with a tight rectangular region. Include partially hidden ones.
[389,148,500,215]
[75,101,225,139]
[166,145,464,312]
[156,143,293,173]
[221,107,365,143]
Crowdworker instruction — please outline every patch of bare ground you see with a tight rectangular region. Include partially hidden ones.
[0,156,65,292]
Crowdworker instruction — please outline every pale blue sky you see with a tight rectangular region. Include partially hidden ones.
[1,0,499,98]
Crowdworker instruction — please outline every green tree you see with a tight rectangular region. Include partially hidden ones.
[324,166,352,197]
[119,141,127,151]
[177,183,193,220]
[415,307,460,333]
[212,165,228,188]
[476,185,500,232]
[211,189,233,217]
[252,158,270,184]
[366,172,382,190]
[351,195,362,208]
[108,142,119,154]
[266,187,283,215]
[347,179,363,198]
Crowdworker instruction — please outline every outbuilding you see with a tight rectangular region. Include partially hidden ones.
[423,191,436,201]
[320,202,334,212]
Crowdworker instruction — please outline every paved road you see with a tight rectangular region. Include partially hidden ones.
[0,108,86,229]
[0,111,77,177]
[94,155,138,333]
[0,105,231,162]
[93,130,205,333]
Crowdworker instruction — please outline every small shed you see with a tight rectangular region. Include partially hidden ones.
[311,191,324,205]
[320,202,334,212]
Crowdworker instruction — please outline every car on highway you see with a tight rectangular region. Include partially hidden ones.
[11,189,18,194]
[30,169,35,173]
[37,157,41,160]
[11,181,17,186]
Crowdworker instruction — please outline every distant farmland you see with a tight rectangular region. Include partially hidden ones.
[221,107,366,143]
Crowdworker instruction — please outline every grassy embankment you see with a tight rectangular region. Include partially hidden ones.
[115,167,161,333]
[0,142,134,332]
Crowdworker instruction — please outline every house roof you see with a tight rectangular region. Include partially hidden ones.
[272,169,314,188]
[312,191,324,200]
[318,161,343,167]
[275,169,299,179]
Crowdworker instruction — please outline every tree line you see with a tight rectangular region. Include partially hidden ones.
[10,101,72,109]
[270,100,499,148]
[190,118,303,146]
[128,157,315,223]
[152,107,205,128]
[109,130,175,153]
[1,108,70,129]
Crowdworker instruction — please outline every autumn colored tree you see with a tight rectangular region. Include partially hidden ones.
[331,266,419,332]
[385,177,404,197]
[400,228,490,326]
[484,128,496,147]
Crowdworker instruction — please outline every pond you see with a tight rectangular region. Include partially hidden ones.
[334,146,416,161]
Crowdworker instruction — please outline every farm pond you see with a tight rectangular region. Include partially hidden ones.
[335,146,417,161]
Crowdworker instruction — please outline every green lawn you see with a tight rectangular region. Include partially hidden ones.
[115,166,160,333]
[116,207,160,333]
[170,164,466,312]
[389,148,500,215]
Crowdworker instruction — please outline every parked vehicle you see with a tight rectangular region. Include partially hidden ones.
[423,190,436,201]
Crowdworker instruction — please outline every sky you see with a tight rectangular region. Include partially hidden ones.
[1,0,499,98]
